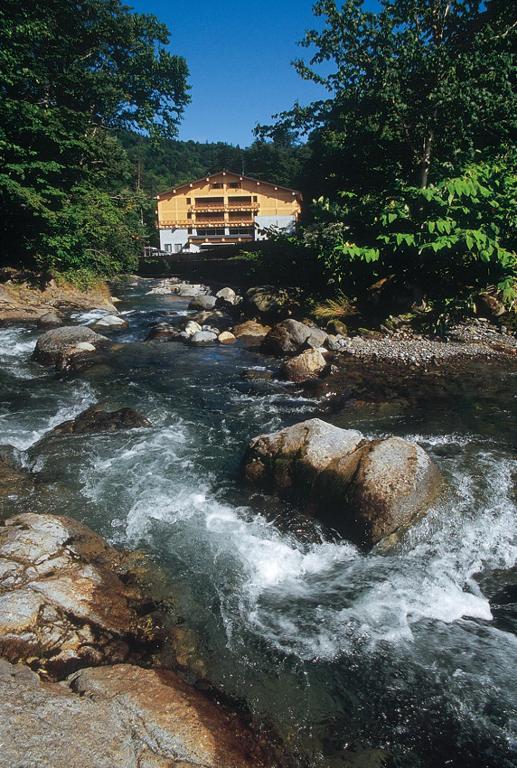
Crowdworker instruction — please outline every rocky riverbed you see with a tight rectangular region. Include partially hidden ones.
[0,274,516,768]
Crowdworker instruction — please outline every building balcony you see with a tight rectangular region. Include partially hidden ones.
[159,219,255,229]
[188,202,260,213]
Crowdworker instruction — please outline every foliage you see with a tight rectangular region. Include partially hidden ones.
[299,157,517,306]
[261,0,516,196]
[0,0,189,276]
[312,292,358,319]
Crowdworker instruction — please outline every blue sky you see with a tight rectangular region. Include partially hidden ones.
[128,0,331,146]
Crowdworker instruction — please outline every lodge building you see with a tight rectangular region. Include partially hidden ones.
[156,170,302,253]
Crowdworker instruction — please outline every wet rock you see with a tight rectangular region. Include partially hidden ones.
[0,659,256,768]
[264,319,328,356]
[326,319,348,336]
[244,418,365,492]
[33,326,108,365]
[183,320,202,337]
[49,404,152,435]
[244,286,302,321]
[190,330,217,345]
[243,419,441,549]
[37,311,63,328]
[350,436,442,547]
[0,450,34,502]
[216,286,239,305]
[281,349,327,382]
[0,513,159,677]
[89,315,128,331]
[240,368,274,382]
[191,310,234,330]
[218,331,236,344]
[145,323,184,342]
[232,320,271,339]
[188,295,217,311]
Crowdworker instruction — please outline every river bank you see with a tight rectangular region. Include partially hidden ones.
[0,274,516,768]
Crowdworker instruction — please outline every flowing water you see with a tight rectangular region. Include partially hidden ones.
[1,278,516,768]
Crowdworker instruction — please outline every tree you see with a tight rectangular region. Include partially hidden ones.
[0,0,189,275]
[261,0,516,195]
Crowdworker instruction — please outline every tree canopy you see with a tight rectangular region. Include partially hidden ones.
[0,0,189,277]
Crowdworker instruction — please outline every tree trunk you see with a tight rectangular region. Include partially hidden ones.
[419,129,434,188]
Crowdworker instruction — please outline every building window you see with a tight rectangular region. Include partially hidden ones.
[210,183,223,189]
[164,244,173,253]
[228,227,254,236]
[186,198,191,204]
[174,244,182,253]
[195,228,225,236]
[229,181,241,189]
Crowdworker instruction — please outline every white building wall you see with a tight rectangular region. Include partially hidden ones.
[159,228,195,253]
[254,215,297,241]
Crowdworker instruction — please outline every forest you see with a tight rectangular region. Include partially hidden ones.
[0,0,515,318]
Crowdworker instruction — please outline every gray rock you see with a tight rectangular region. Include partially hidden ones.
[243,419,441,549]
[33,326,107,365]
[244,286,302,320]
[191,310,234,330]
[188,295,217,311]
[215,286,238,305]
[145,323,184,342]
[183,320,202,337]
[350,436,442,547]
[89,315,128,331]
[190,330,217,345]
[264,319,328,355]
[37,311,63,328]
[232,320,271,339]
[326,319,348,336]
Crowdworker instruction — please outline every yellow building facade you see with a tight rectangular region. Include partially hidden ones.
[156,170,302,252]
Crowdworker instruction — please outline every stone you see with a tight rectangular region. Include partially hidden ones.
[215,286,238,305]
[90,314,128,330]
[244,286,302,320]
[232,320,271,339]
[188,295,217,311]
[33,326,107,365]
[0,659,255,768]
[281,349,327,382]
[350,436,442,547]
[0,513,159,677]
[244,418,365,492]
[183,320,202,337]
[326,319,348,336]
[243,419,441,549]
[218,331,236,344]
[0,450,34,503]
[240,368,274,382]
[190,330,217,345]
[47,404,152,436]
[477,292,507,318]
[191,310,234,330]
[264,319,328,355]
[145,323,184,342]
[37,311,63,328]
[326,334,347,352]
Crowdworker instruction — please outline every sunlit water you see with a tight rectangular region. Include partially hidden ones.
[0,279,516,768]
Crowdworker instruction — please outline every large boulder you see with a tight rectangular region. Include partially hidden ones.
[0,659,256,768]
[264,319,328,356]
[0,513,159,677]
[37,311,63,328]
[145,322,185,342]
[281,349,327,382]
[190,310,234,330]
[48,404,152,436]
[244,286,302,321]
[243,419,441,549]
[350,437,442,547]
[188,295,217,311]
[215,286,239,306]
[33,326,108,365]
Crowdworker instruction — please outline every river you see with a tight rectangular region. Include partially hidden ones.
[1,277,516,768]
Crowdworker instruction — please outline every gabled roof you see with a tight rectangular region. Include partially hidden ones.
[156,169,301,199]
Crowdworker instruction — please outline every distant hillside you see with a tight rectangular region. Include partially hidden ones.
[118,130,310,197]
